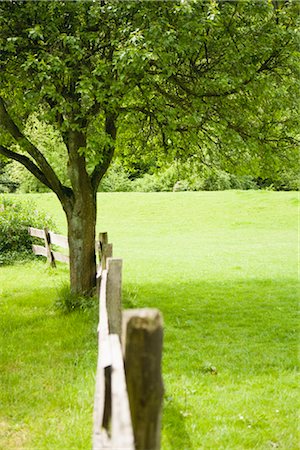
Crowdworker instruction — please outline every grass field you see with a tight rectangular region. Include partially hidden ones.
[0,190,299,449]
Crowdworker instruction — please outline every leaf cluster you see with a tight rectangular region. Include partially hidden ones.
[0,0,299,188]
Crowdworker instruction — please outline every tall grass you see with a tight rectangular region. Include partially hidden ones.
[0,191,299,449]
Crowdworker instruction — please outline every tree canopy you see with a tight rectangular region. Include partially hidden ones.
[0,0,299,294]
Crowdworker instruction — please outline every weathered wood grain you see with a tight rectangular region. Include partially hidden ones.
[123,308,164,450]
[49,231,68,248]
[106,258,122,338]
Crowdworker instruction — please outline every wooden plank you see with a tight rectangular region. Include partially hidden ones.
[110,334,135,450]
[93,361,113,449]
[32,244,47,257]
[99,270,110,345]
[93,429,112,449]
[28,227,45,239]
[52,251,69,264]
[93,269,111,446]
[122,308,164,450]
[106,258,122,338]
[49,232,68,248]
[93,362,106,440]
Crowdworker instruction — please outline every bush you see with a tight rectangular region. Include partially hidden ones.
[99,162,133,192]
[202,170,232,191]
[0,196,56,265]
[100,159,294,193]
[132,165,179,192]
[229,174,258,190]
[255,171,300,191]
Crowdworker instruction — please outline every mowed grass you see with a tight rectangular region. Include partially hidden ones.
[0,191,299,449]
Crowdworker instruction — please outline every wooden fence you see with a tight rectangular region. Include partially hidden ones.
[28,228,164,449]
[93,234,164,450]
[28,227,69,267]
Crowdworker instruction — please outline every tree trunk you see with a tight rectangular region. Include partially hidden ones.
[63,129,98,296]
[66,191,97,296]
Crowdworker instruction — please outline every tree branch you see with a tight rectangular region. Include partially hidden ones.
[0,97,69,199]
[0,145,53,190]
[91,113,116,192]
[170,47,289,100]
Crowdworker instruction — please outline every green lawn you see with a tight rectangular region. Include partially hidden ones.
[0,191,299,449]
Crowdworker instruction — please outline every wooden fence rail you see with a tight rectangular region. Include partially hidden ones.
[93,236,164,450]
[28,227,69,266]
[28,228,111,269]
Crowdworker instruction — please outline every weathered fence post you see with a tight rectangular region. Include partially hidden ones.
[44,227,55,267]
[97,232,113,296]
[98,232,113,270]
[106,258,123,339]
[122,308,164,450]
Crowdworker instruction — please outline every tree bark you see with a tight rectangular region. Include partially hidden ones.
[66,193,97,296]
[63,129,98,296]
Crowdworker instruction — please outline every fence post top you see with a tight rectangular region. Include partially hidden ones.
[107,257,123,266]
[123,308,163,323]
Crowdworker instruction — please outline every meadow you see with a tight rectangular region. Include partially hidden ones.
[0,190,299,449]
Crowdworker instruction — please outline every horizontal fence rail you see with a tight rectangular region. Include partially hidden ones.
[93,234,164,450]
[93,261,135,449]
[28,227,69,266]
[28,228,109,268]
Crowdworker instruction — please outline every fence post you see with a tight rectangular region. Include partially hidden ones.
[44,228,56,267]
[98,232,113,270]
[106,258,122,339]
[122,308,164,450]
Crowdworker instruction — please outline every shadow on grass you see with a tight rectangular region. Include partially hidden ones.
[124,278,299,376]
[163,398,193,450]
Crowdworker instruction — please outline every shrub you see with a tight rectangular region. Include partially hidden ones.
[99,162,133,192]
[132,165,179,192]
[229,174,258,190]
[173,180,190,191]
[202,170,232,191]
[0,196,56,265]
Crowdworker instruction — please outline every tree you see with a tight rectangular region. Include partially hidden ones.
[0,0,298,295]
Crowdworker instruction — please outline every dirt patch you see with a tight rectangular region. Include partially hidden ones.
[0,420,29,450]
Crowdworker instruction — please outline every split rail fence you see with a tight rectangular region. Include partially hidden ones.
[95,232,164,450]
[28,227,69,267]
[28,228,164,450]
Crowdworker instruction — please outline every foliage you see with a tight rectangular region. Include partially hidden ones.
[0,196,56,264]
[7,161,49,193]
[99,161,133,192]
[132,165,179,192]
[99,160,260,192]
[6,116,69,193]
